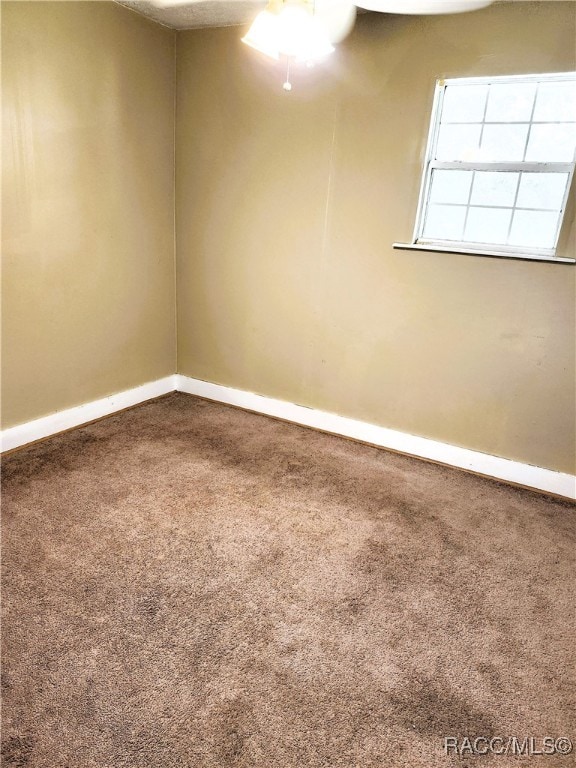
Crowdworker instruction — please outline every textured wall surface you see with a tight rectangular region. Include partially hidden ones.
[1,2,176,428]
[176,2,576,474]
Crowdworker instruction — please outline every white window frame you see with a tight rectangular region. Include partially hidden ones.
[396,72,576,264]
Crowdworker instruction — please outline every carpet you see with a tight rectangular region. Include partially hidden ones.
[1,392,575,767]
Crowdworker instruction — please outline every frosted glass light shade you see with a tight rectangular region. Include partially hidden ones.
[241,10,281,60]
[277,6,334,60]
[242,2,336,62]
[313,0,356,43]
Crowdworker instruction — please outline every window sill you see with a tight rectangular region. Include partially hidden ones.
[393,242,575,264]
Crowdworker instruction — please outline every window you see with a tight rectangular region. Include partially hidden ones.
[400,73,576,263]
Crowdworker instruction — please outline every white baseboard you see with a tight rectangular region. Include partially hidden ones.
[176,375,576,500]
[2,372,574,500]
[0,375,177,453]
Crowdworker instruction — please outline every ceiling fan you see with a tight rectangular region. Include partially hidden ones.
[149,0,495,27]
[149,0,495,89]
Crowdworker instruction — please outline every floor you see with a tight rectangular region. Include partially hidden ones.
[2,392,574,767]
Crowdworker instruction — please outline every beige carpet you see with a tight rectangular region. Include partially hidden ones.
[1,392,575,767]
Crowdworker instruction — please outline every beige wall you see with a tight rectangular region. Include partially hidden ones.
[2,2,574,475]
[1,2,176,428]
[176,2,576,475]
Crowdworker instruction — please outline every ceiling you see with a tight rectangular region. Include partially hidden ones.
[114,0,520,30]
[115,0,268,29]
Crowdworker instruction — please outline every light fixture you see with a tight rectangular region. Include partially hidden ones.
[242,0,355,90]
[242,0,492,90]
[241,7,284,60]
[242,0,334,61]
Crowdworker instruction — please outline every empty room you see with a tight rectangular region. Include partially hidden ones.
[1,0,575,765]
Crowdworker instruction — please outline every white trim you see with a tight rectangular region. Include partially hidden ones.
[412,79,444,244]
[429,162,574,172]
[0,376,177,452]
[2,373,573,500]
[176,375,576,500]
[393,242,575,263]
[442,72,576,87]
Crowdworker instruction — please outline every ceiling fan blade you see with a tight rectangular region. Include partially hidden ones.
[355,0,494,13]
[313,0,357,43]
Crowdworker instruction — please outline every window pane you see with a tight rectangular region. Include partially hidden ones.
[429,170,473,204]
[508,210,560,249]
[525,124,576,162]
[422,204,466,241]
[464,207,512,245]
[516,172,569,210]
[485,82,536,122]
[436,124,482,161]
[470,171,519,207]
[533,81,576,122]
[441,84,488,123]
[479,124,529,161]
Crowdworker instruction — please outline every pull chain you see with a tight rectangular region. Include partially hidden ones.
[283,58,292,91]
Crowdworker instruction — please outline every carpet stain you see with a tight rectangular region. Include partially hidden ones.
[137,593,161,620]
[1,735,35,767]
[215,699,251,766]
[387,676,496,737]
